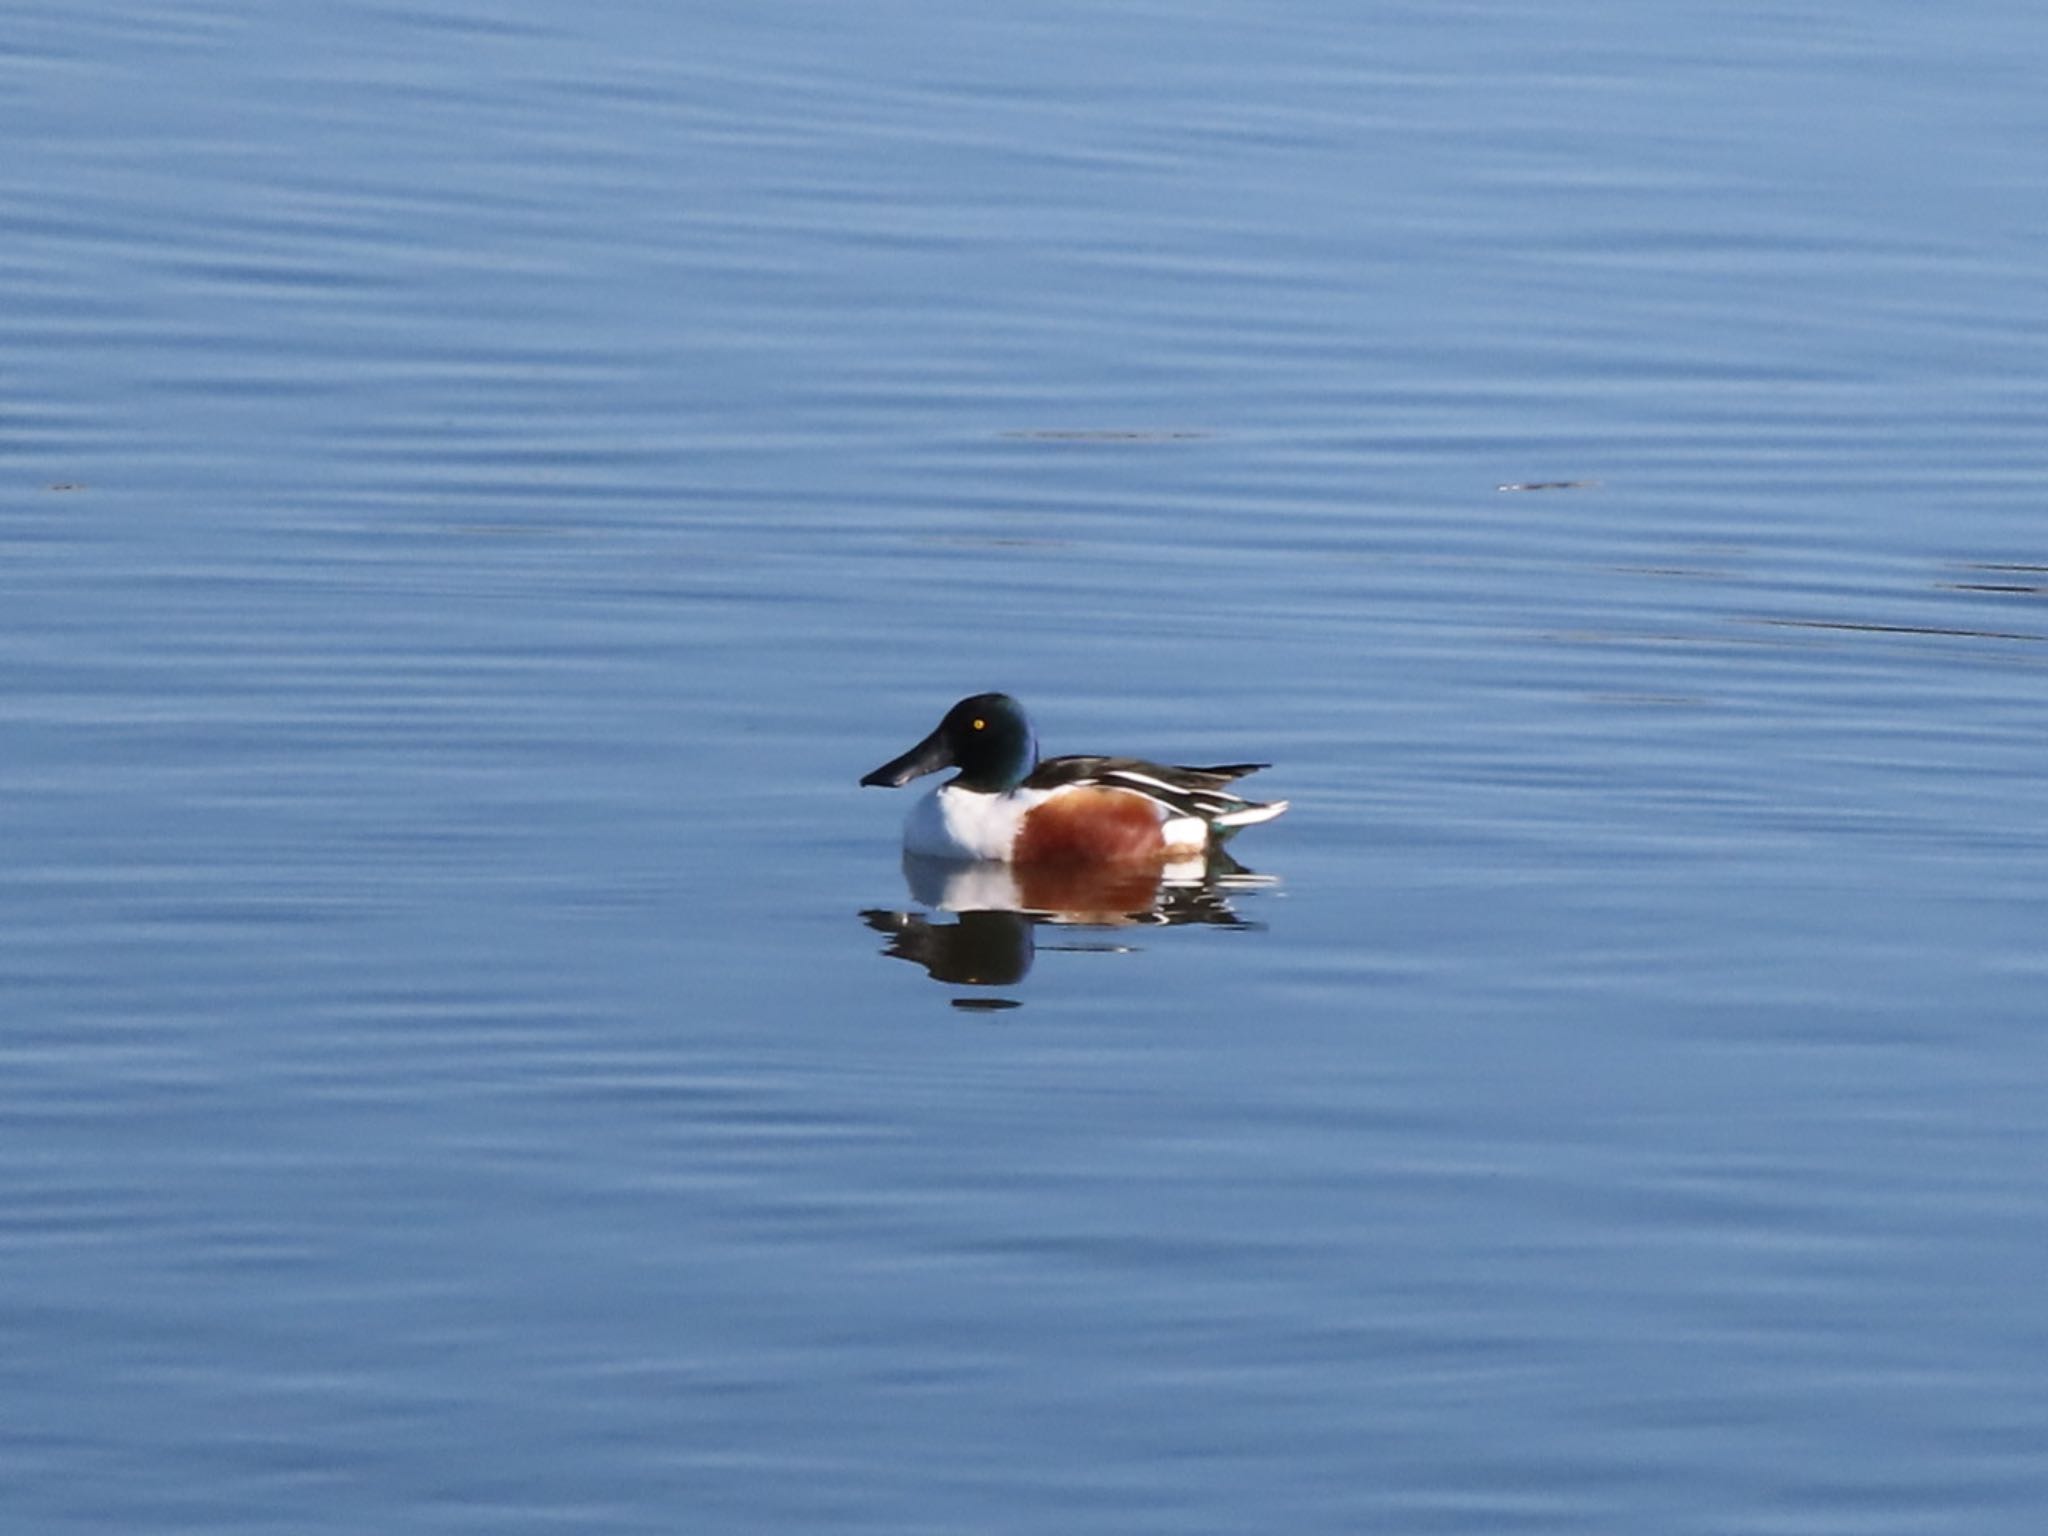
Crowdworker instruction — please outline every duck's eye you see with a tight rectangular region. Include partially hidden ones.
[972,718,986,730]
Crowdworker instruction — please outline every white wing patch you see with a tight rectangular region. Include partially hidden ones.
[1212,799,1289,828]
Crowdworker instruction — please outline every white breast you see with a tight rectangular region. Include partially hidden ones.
[904,784,1052,861]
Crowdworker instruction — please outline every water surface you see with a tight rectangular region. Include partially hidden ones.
[5,2,2048,1531]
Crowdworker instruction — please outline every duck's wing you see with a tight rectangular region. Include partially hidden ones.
[1025,755,1286,827]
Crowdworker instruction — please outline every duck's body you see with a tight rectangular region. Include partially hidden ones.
[861,694,1287,864]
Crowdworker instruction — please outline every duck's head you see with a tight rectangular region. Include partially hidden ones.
[860,693,1039,794]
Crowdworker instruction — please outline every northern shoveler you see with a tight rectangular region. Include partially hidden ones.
[859,693,1288,863]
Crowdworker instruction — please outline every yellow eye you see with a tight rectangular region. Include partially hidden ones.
[972,718,986,730]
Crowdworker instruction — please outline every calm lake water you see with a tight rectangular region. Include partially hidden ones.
[6,2,2048,1531]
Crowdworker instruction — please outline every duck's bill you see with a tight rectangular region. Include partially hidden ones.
[860,728,953,788]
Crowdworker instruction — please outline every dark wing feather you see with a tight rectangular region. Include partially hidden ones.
[1025,755,1275,821]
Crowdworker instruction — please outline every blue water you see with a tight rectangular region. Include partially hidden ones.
[5,2,2048,1531]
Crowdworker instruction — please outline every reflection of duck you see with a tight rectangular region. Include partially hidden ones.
[860,694,1287,863]
[861,908,1038,989]
[899,851,1267,927]
[860,851,1275,995]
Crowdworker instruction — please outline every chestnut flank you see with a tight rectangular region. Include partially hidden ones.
[1013,788,1167,865]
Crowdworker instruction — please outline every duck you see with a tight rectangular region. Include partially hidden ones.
[860,693,1287,863]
